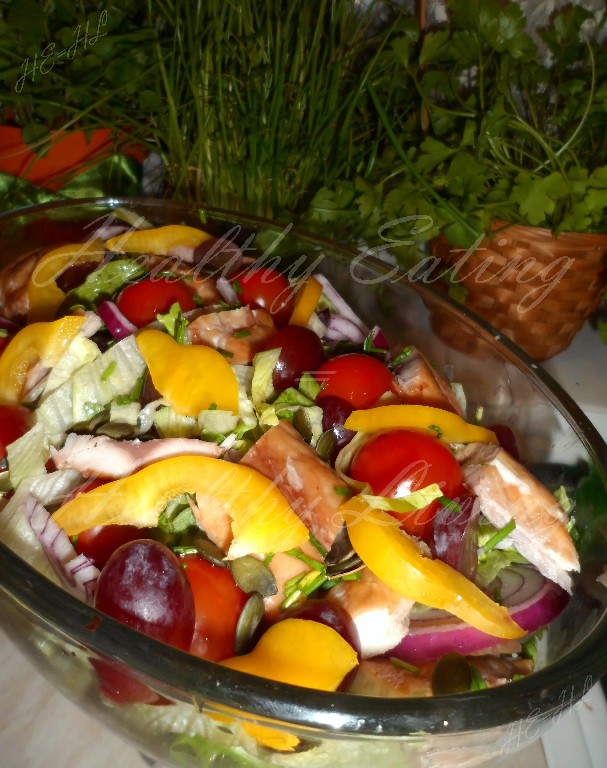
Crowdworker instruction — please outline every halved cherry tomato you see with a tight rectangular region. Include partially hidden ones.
[314,353,394,409]
[0,404,34,461]
[233,267,294,327]
[74,525,144,570]
[349,429,465,539]
[116,276,196,327]
[182,555,248,662]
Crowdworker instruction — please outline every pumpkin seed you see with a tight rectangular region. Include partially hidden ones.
[234,592,265,654]
[315,430,335,462]
[431,652,472,696]
[230,555,277,597]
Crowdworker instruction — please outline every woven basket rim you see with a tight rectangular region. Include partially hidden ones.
[489,220,607,247]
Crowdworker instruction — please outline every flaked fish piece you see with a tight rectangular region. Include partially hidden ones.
[144,255,222,305]
[393,346,463,415]
[0,250,39,319]
[328,569,414,658]
[240,420,344,550]
[188,305,276,365]
[455,442,579,592]
[51,433,225,479]
[261,541,324,619]
[349,654,533,697]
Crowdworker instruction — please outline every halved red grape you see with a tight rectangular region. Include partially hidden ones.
[429,494,480,580]
[262,325,325,393]
[319,395,355,459]
[95,539,195,650]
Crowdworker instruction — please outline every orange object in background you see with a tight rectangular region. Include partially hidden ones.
[0,126,146,190]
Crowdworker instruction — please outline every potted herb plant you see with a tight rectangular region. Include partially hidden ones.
[306,0,607,360]
[0,0,157,204]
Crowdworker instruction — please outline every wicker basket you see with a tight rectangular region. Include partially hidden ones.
[432,222,607,360]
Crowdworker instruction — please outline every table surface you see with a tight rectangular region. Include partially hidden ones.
[1,322,606,768]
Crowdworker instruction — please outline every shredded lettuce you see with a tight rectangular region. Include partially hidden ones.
[476,547,529,587]
[6,423,49,491]
[154,406,198,438]
[157,302,188,343]
[251,348,280,408]
[59,258,146,312]
[109,402,141,427]
[41,335,101,399]
[198,409,239,436]
[35,336,146,445]
[359,484,444,514]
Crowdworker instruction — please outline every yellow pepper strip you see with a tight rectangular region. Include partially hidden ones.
[344,404,498,444]
[220,618,359,690]
[105,224,212,256]
[27,241,105,322]
[288,275,323,327]
[0,316,85,405]
[215,617,359,752]
[341,496,524,640]
[136,329,239,417]
[51,455,309,556]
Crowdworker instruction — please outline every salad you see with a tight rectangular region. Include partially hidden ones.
[0,216,579,705]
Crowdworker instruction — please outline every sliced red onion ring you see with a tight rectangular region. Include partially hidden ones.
[97,300,137,340]
[367,325,389,351]
[215,276,240,305]
[324,314,367,345]
[25,494,100,603]
[314,274,369,335]
[389,565,569,662]
[0,315,23,334]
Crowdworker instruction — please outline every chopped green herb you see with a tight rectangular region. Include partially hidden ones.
[157,302,188,344]
[285,548,325,572]
[308,532,328,557]
[389,657,420,675]
[469,666,488,691]
[483,520,516,552]
[390,346,413,367]
[218,348,234,358]
[198,210,207,226]
[333,485,352,498]
[233,329,252,339]
[438,496,461,513]
[208,403,218,411]
[115,373,145,406]
[232,279,242,296]
[101,360,117,382]
[428,424,443,438]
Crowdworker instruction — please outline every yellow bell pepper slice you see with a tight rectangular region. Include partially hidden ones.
[136,330,239,417]
[0,316,85,404]
[288,276,323,327]
[27,241,105,322]
[105,224,212,256]
[220,618,358,690]
[341,497,524,640]
[52,455,309,556]
[344,404,498,444]
[216,616,358,751]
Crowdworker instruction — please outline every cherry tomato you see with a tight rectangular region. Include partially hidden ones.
[314,353,394,409]
[116,276,197,327]
[261,324,325,392]
[182,555,248,662]
[75,524,144,569]
[0,404,34,461]
[233,267,294,327]
[349,429,465,539]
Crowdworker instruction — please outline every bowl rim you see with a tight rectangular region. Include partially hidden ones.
[0,196,606,738]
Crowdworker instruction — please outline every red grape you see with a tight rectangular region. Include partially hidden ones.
[95,539,195,650]
[262,325,325,393]
[280,598,361,657]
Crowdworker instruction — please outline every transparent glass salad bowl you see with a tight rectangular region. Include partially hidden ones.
[0,197,606,768]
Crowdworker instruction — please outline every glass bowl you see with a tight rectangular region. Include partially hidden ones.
[0,198,606,768]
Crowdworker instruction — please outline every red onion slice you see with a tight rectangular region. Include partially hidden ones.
[314,274,369,335]
[389,565,569,662]
[97,300,137,340]
[324,315,367,345]
[215,276,240,305]
[25,494,100,603]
